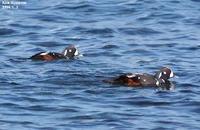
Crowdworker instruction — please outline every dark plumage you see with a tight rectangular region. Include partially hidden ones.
[30,45,79,61]
[104,67,174,88]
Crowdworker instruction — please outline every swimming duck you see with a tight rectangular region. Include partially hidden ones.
[30,44,79,61]
[104,67,174,88]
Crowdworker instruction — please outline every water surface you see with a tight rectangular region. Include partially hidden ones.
[0,0,200,129]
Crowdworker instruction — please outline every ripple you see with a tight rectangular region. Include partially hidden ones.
[71,26,87,32]
[57,107,79,113]
[28,41,62,47]
[63,37,87,41]
[0,119,34,125]
[178,46,200,51]
[124,49,154,55]
[118,27,162,35]
[0,28,16,36]
[3,42,20,47]
[191,108,200,114]
[55,3,93,10]
[25,105,56,112]
[85,28,114,34]
[101,45,119,49]
[71,27,115,37]
[169,0,181,3]
[31,14,66,23]
[150,13,184,20]
[0,102,20,107]
[118,100,172,107]
[191,0,200,2]
[9,23,45,30]
[157,20,177,25]
[145,43,177,48]
[183,18,200,26]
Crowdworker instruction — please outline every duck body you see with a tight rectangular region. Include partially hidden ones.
[104,67,174,88]
[30,45,79,61]
[105,73,159,87]
[30,52,66,61]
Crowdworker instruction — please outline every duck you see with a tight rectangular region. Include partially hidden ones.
[30,44,79,61]
[104,67,174,88]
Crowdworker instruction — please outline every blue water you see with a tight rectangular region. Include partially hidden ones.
[1,0,200,129]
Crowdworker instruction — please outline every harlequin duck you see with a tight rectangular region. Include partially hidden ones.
[30,45,79,61]
[104,67,174,88]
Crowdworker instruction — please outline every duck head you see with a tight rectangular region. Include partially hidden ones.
[155,67,174,80]
[62,44,79,58]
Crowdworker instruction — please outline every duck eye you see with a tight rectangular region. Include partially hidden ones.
[68,49,72,52]
[163,71,167,75]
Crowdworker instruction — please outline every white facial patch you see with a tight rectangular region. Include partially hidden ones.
[64,50,68,56]
[74,49,79,56]
[158,72,162,79]
[69,49,72,52]
[40,52,48,55]
[163,71,167,74]
[170,71,174,78]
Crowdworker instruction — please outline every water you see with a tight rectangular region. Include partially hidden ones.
[0,0,200,129]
